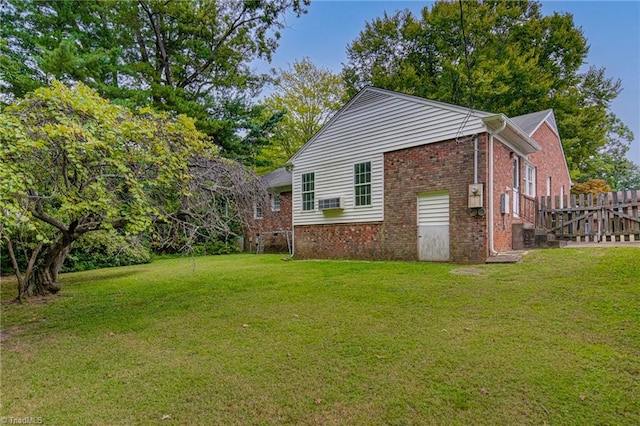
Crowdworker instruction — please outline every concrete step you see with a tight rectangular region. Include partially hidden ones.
[514,223,565,250]
[485,251,525,263]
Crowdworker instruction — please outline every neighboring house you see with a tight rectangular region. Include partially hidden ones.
[247,167,292,253]
[280,86,571,264]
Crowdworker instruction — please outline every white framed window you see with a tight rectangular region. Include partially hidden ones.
[524,163,536,197]
[254,203,263,219]
[271,193,281,212]
[302,172,315,211]
[354,161,372,206]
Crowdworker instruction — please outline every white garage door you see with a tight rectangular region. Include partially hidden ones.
[417,192,450,261]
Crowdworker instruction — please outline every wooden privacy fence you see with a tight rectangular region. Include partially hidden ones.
[538,189,640,242]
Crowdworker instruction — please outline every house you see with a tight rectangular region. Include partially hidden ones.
[246,167,293,253]
[260,87,571,263]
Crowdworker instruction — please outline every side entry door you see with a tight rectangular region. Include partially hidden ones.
[417,192,450,261]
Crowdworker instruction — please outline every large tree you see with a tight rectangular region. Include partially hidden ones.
[342,0,635,184]
[0,0,308,163]
[257,57,345,172]
[0,82,265,300]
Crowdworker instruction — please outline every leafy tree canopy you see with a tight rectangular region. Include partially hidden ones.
[1,0,308,164]
[342,0,635,185]
[257,57,345,172]
[571,179,611,196]
[0,82,207,298]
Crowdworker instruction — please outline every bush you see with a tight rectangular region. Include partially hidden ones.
[190,240,241,256]
[61,232,151,273]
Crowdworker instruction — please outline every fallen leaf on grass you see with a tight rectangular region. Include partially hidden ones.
[315,399,322,405]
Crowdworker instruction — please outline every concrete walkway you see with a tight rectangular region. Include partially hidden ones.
[486,241,639,263]
[564,241,640,248]
[485,250,529,263]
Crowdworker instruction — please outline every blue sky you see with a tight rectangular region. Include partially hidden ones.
[258,1,640,165]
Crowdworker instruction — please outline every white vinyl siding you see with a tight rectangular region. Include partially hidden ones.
[295,97,487,165]
[293,155,383,225]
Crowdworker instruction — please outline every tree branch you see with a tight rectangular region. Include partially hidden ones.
[181,4,263,88]
[139,0,174,87]
[29,198,69,232]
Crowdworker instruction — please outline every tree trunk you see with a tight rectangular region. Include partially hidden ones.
[22,240,72,297]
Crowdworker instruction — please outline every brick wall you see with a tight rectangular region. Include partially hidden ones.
[383,135,489,263]
[294,136,490,264]
[294,223,383,259]
[246,191,292,253]
[491,138,517,252]
[527,122,572,199]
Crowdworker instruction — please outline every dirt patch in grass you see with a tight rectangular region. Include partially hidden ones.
[0,324,27,343]
[2,294,66,306]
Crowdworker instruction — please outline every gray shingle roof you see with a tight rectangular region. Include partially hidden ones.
[262,167,292,189]
[511,109,556,136]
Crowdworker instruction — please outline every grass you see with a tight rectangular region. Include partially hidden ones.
[1,248,639,425]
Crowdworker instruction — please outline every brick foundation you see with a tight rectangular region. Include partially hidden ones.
[294,223,383,260]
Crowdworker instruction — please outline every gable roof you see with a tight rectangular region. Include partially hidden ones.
[510,108,569,179]
[511,109,558,138]
[289,86,546,163]
[289,86,495,164]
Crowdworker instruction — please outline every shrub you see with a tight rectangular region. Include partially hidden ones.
[61,232,151,273]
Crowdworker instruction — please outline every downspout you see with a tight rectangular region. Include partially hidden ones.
[488,117,507,256]
[473,135,479,184]
[284,163,295,258]
[291,222,295,257]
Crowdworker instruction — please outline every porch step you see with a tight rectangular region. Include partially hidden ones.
[513,223,565,250]
[485,254,522,264]
[544,240,567,248]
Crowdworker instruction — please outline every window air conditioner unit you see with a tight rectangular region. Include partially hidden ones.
[318,197,344,210]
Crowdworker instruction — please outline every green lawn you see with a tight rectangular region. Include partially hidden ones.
[1,248,639,425]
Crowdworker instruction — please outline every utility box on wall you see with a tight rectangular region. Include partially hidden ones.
[500,193,510,214]
[468,184,483,208]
